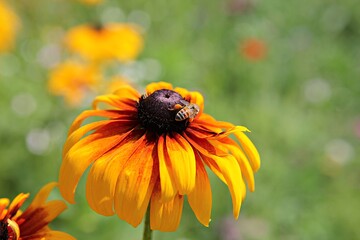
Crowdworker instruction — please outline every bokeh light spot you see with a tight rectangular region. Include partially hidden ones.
[26,128,50,155]
[325,139,354,165]
[303,78,332,104]
[11,93,37,117]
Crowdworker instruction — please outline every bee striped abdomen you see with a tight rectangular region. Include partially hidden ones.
[175,109,189,121]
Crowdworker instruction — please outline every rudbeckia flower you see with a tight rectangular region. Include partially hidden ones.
[48,61,101,107]
[0,1,20,53]
[0,182,75,240]
[65,23,143,62]
[59,82,260,231]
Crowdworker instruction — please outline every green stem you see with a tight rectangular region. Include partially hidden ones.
[142,206,153,240]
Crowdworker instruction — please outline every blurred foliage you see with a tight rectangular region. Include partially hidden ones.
[1,0,360,239]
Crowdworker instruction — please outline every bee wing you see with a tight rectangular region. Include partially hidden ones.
[180,99,190,106]
[193,103,200,112]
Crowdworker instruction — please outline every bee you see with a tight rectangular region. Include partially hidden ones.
[174,100,200,122]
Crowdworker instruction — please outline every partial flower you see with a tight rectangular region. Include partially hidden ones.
[240,38,267,61]
[0,1,20,53]
[65,23,143,62]
[59,81,260,231]
[0,182,75,240]
[48,60,101,107]
[78,0,103,5]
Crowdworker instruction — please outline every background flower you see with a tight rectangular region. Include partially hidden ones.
[240,38,267,61]
[48,60,101,107]
[78,0,103,5]
[65,23,143,62]
[0,182,75,240]
[0,1,20,53]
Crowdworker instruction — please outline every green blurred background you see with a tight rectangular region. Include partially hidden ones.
[1,0,359,239]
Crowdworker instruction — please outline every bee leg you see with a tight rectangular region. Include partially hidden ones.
[174,104,183,110]
[188,118,194,123]
[169,103,183,111]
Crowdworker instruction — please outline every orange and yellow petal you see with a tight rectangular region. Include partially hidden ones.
[20,230,75,240]
[86,148,123,216]
[157,135,177,202]
[114,136,158,227]
[184,133,245,219]
[189,120,245,139]
[42,200,68,223]
[150,190,184,232]
[7,219,20,239]
[25,182,57,209]
[92,84,140,111]
[63,120,114,155]
[218,137,255,192]
[7,193,29,218]
[174,87,204,111]
[66,109,132,137]
[19,200,67,237]
[42,230,76,240]
[85,129,145,216]
[201,152,245,219]
[92,94,138,111]
[165,133,196,195]
[234,131,261,172]
[187,125,256,191]
[112,82,140,100]
[187,154,212,227]
[145,82,173,94]
[0,198,10,219]
[194,113,234,131]
[183,130,226,183]
[60,121,137,203]
[19,183,66,234]
[186,126,220,139]
[63,110,137,154]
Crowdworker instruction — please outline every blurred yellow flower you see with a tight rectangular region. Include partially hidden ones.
[0,182,75,240]
[65,23,143,62]
[78,0,103,5]
[48,61,101,107]
[59,81,260,231]
[0,1,20,53]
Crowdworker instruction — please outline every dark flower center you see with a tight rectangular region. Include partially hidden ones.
[0,220,8,240]
[92,22,104,31]
[137,89,189,133]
